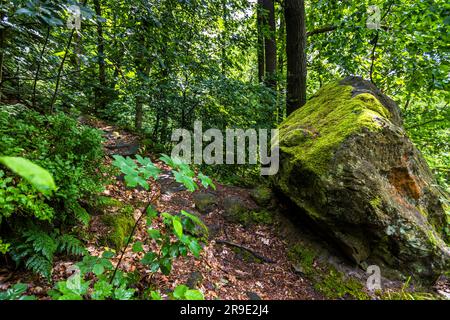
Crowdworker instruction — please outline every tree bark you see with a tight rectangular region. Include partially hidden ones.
[285,0,307,115]
[262,0,276,89]
[94,0,107,110]
[256,0,265,83]
[0,11,6,102]
[32,26,50,108]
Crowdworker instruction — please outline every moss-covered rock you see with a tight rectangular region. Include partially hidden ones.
[250,186,273,207]
[97,198,135,250]
[193,192,218,214]
[222,196,252,223]
[272,77,450,281]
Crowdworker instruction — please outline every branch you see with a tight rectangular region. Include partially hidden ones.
[215,239,275,263]
[307,25,338,37]
[406,118,447,130]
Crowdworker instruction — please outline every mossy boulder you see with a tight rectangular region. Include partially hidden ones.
[222,196,252,223]
[272,77,450,281]
[193,192,218,214]
[97,198,135,250]
[250,186,273,207]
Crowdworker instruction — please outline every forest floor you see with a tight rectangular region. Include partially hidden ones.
[2,118,448,300]
[0,119,324,300]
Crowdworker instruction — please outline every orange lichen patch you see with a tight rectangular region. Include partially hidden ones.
[388,167,421,200]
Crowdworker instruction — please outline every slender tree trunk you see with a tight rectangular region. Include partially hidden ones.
[221,0,227,76]
[285,0,307,115]
[135,95,143,131]
[277,9,286,122]
[0,11,5,103]
[32,26,50,108]
[94,0,107,110]
[262,0,276,89]
[256,0,265,83]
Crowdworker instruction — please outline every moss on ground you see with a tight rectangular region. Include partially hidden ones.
[288,242,370,300]
[314,267,370,300]
[97,197,135,250]
[238,210,274,226]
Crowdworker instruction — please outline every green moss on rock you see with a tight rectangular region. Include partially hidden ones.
[314,267,370,300]
[100,201,135,250]
[278,82,390,176]
[250,186,273,207]
[287,242,370,300]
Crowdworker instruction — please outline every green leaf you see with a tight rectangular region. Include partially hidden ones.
[92,264,105,276]
[180,210,208,234]
[92,280,113,300]
[173,284,188,299]
[132,241,144,253]
[102,251,115,259]
[173,217,183,239]
[159,257,172,275]
[147,229,161,240]
[150,290,162,300]
[188,239,202,258]
[114,285,135,300]
[0,157,56,195]
[173,170,197,192]
[146,206,158,224]
[185,289,204,300]
[198,172,216,190]
[141,252,156,265]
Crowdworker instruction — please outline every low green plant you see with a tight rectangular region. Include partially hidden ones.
[0,106,106,277]
[0,283,36,300]
[49,154,211,300]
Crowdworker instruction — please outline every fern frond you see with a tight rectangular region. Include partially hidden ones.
[25,254,52,279]
[58,234,86,256]
[23,229,57,261]
[72,202,90,226]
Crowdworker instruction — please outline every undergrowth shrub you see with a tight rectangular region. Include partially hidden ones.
[0,104,106,278]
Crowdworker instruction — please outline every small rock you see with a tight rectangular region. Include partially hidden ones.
[246,291,262,300]
[186,271,203,289]
[193,192,218,214]
[250,186,273,207]
[222,196,252,223]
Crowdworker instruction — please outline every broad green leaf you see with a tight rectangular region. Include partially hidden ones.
[92,264,105,276]
[198,172,216,190]
[114,285,135,300]
[184,289,204,300]
[188,239,202,258]
[180,210,208,234]
[132,241,144,253]
[147,229,161,240]
[173,170,197,192]
[150,290,162,300]
[141,252,156,265]
[0,157,56,195]
[102,251,115,259]
[173,284,188,299]
[92,281,113,300]
[173,217,183,238]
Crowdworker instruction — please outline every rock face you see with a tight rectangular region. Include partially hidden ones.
[272,77,449,280]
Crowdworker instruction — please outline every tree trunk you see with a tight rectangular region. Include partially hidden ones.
[0,11,6,103]
[135,94,143,131]
[256,0,265,83]
[94,0,107,110]
[32,26,50,108]
[262,0,276,89]
[285,0,307,115]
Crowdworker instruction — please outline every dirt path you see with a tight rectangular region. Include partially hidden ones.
[93,120,323,300]
[0,119,323,300]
